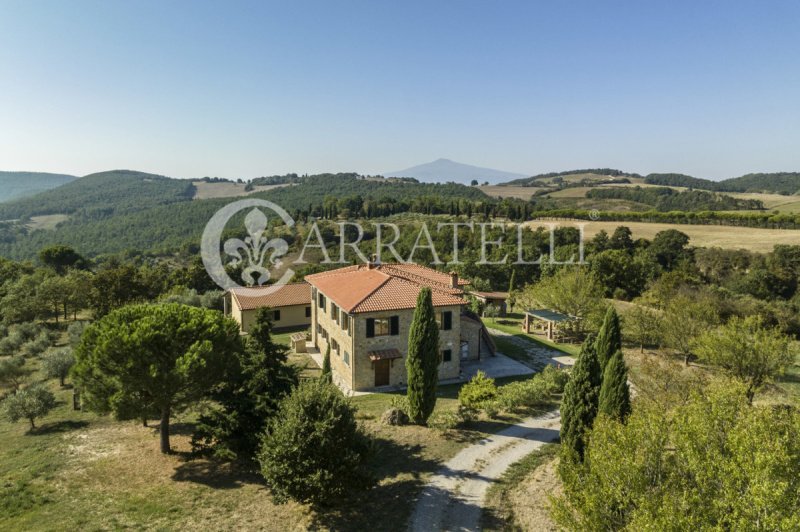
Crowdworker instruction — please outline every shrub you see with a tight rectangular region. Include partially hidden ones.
[539,365,570,394]
[427,409,463,431]
[258,380,371,505]
[2,383,56,430]
[458,370,498,410]
[496,378,551,412]
[42,348,75,387]
[20,331,51,358]
[389,394,410,415]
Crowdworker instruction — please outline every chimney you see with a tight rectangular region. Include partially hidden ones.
[368,254,380,270]
[449,271,458,288]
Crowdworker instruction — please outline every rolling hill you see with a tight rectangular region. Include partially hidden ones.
[501,169,800,196]
[385,158,526,185]
[0,170,196,221]
[0,171,494,259]
[0,171,76,203]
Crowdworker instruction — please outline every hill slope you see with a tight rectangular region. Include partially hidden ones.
[385,159,526,185]
[0,172,494,259]
[0,172,76,203]
[0,170,196,221]
[502,168,641,187]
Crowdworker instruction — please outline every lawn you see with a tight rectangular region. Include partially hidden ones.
[483,314,580,357]
[1,336,554,531]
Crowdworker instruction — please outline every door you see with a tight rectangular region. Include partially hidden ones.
[374,359,390,387]
[460,341,470,360]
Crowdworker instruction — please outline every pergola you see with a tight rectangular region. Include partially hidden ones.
[523,309,580,341]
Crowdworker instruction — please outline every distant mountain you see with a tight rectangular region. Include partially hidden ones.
[0,172,76,203]
[385,158,526,185]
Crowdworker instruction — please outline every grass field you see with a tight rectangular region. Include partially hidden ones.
[525,220,800,253]
[0,327,556,531]
[191,181,288,200]
[26,214,69,231]
[479,185,539,200]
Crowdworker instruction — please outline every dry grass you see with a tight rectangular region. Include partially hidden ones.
[191,181,289,200]
[26,214,69,231]
[479,185,541,200]
[526,220,800,253]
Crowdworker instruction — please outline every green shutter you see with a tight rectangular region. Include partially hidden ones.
[366,318,375,338]
[390,316,400,335]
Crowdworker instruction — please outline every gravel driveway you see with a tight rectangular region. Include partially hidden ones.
[408,410,561,532]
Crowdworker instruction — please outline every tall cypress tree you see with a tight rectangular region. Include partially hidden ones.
[595,306,622,369]
[560,334,602,463]
[406,287,440,425]
[321,345,332,383]
[598,350,631,422]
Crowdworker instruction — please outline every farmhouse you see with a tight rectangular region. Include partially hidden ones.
[305,262,495,391]
[224,282,312,333]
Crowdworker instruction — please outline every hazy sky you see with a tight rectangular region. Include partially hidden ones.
[1,1,799,180]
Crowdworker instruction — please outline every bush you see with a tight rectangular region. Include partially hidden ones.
[539,365,570,394]
[258,380,371,504]
[2,383,56,430]
[458,371,498,410]
[20,331,51,358]
[496,378,551,412]
[427,409,463,431]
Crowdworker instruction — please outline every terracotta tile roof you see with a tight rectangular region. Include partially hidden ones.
[305,263,468,314]
[471,291,509,300]
[229,282,311,311]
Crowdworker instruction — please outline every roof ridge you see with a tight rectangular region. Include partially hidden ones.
[346,270,392,312]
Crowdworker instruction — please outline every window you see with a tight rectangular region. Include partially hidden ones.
[367,316,399,338]
[437,311,452,330]
[273,309,281,322]
[341,312,350,333]
[305,306,311,318]
[331,338,339,353]
[441,349,452,362]
[331,303,339,323]
[318,292,326,311]
[343,351,350,366]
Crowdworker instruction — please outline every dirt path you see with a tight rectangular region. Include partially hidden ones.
[408,410,561,532]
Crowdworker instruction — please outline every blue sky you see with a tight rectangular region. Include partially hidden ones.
[1,1,798,180]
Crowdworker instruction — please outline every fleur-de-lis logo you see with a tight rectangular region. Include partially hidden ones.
[201,198,296,292]
[224,208,289,286]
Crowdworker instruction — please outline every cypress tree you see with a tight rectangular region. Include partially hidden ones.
[598,350,631,422]
[321,345,332,383]
[595,306,622,369]
[560,334,602,463]
[406,287,440,425]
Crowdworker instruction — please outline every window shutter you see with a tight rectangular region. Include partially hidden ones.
[274,309,281,321]
[390,316,400,335]
[443,311,452,330]
[366,318,375,338]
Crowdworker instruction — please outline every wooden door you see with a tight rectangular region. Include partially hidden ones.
[374,359,390,387]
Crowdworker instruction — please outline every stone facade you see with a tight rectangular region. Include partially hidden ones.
[311,286,463,391]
